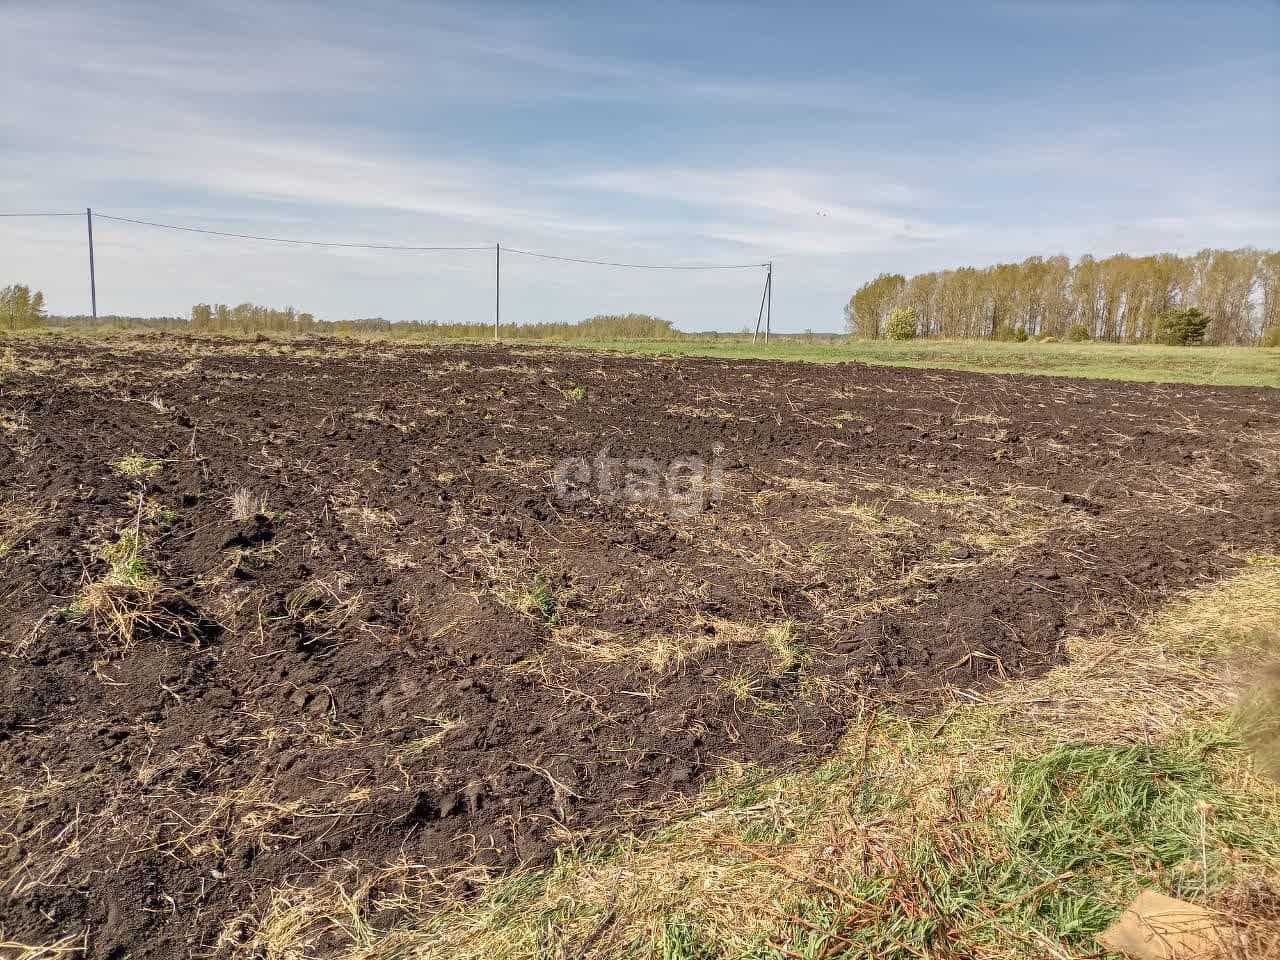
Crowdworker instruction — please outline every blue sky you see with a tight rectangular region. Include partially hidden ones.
[1,0,1276,331]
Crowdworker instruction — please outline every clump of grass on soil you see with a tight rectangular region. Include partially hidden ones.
[223,556,1280,959]
[520,577,558,620]
[77,525,161,651]
[112,454,163,477]
[74,517,197,654]
[765,619,805,674]
[229,487,268,521]
[100,527,149,585]
[506,573,567,624]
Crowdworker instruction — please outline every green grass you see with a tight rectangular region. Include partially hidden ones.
[100,527,150,585]
[634,732,1280,960]
[517,575,561,622]
[549,337,1280,388]
[1009,735,1278,895]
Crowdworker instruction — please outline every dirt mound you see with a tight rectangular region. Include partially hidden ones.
[1,336,1277,957]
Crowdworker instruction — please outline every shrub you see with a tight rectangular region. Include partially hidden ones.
[1153,307,1211,346]
[1067,324,1091,342]
[884,307,917,341]
[1263,325,1280,348]
[579,313,675,339]
[992,324,1028,342]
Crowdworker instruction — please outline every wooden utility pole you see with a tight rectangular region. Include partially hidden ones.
[765,261,772,343]
[494,242,501,340]
[86,207,97,319]
[752,265,769,344]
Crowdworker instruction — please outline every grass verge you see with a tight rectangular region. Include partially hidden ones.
[540,338,1280,388]
[11,328,1278,387]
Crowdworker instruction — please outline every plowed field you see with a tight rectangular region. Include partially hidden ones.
[2,336,1277,957]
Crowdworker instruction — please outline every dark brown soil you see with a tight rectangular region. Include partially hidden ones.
[1,336,1277,958]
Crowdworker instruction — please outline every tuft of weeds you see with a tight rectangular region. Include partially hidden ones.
[112,454,163,477]
[765,620,806,674]
[229,487,268,521]
[143,499,178,526]
[101,527,149,586]
[720,671,761,703]
[284,576,361,646]
[514,574,563,623]
[720,671,783,716]
[566,384,588,402]
[651,915,721,959]
[76,519,195,653]
[79,579,167,652]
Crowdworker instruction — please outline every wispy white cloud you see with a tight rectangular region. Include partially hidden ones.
[570,168,956,254]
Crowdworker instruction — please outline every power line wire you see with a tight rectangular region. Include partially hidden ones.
[1,209,772,269]
[503,247,766,270]
[92,213,492,251]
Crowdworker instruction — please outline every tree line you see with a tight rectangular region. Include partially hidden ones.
[845,248,1280,345]
[2,291,684,341]
[190,303,318,333]
[186,306,679,340]
[0,284,46,331]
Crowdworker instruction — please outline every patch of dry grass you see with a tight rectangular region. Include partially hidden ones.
[550,618,770,674]
[330,484,399,532]
[993,553,1280,746]
[0,494,44,560]
[0,933,87,959]
[111,454,163,477]
[151,780,381,861]
[229,487,268,521]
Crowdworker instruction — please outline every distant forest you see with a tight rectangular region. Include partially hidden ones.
[41,306,682,341]
[9,247,1280,346]
[846,248,1279,345]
